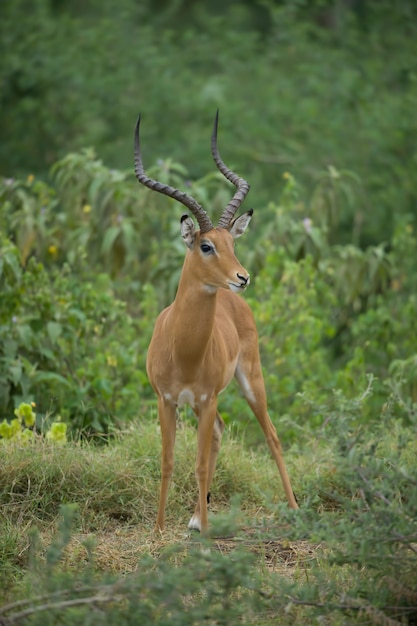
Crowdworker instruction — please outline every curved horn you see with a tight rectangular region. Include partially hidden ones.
[211,110,250,229]
[134,115,214,234]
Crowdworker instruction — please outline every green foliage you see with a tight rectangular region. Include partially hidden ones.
[248,250,337,422]
[1,505,261,626]
[14,402,36,426]
[1,0,417,436]
[1,0,417,247]
[0,236,153,432]
[0,403,69,446]
[3,153,417,435]
[337,221,417,417]
[0,402,36,443]
[272,383,417,624]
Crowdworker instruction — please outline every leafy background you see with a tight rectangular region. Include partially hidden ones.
[1,0,417,435]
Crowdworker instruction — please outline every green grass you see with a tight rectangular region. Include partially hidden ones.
[0,416,416,625]
[0,420,296,531]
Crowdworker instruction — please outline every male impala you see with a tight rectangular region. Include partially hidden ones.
[134,111,298,532]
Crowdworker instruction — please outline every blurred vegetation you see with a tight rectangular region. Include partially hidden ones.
[2,145,417,439]
[0,0,416,487]
[1,0,417,246]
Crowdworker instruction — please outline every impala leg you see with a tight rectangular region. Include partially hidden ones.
[189,411,225,531]
[155,397,177,532]
[236,363,299,510]
[255,407,298,510]
[191,400,218,533]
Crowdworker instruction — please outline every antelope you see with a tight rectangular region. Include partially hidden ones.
[134,111,298,533]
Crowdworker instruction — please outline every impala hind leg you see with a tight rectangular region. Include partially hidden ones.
[189,411,225,531]
[235,363,298,510]
[155,398,177,532]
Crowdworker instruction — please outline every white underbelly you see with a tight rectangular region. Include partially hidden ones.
[161,355,239,408]
[177,388,195,408]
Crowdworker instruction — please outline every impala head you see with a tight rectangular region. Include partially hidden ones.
[179,212,252,293]
[134,111,253,292]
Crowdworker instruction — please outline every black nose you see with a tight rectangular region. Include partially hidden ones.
[237,273,249,285]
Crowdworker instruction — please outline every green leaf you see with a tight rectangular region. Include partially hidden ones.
[47,321,62,343]
[9,361,22,385]
[88,173,107,206]
[3,339,18,359]
[4,249,22,283]
[17,324,34,345]
[38,346,56,361]
[101,226,121,256]
[32,371,72,388]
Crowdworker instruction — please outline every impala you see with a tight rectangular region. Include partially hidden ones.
[134,111,298,532]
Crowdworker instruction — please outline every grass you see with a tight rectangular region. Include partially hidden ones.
[0,419,298,530]
[1,415,416,624]
[0,420,302,569]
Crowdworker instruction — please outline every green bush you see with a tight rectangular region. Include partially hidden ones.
[0,401,67,444]
[3,160,417,435]
[247,250,337,422]
[0,237,153,432]
[337,221,417,417]
[273,384,417,625]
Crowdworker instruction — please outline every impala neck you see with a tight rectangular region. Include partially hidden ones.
[169,253,217,371]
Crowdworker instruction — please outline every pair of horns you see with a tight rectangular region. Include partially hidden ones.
[134,111,250,234]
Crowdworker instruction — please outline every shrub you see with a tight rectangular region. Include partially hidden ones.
[247,250,337,425]
[0,402,67,444]
[0,237,153,432]
[273,383,417,625]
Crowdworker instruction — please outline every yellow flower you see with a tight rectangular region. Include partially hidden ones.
[283,172,291,180]
[27,174,35,184]
[83,204,92,214]
[48,244,58,256]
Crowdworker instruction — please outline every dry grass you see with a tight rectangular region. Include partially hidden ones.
[0,420,319,593]
[5,418,410,625]
[49,524,317,579]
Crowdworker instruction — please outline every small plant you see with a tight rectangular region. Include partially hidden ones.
[0,505,263,626]
[0,401,67,444]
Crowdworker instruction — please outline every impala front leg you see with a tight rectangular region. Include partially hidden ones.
[155,397,177,532]
[189,411,225,531]
[193,398,218,533]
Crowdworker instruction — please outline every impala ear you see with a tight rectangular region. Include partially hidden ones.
[229,209,253,239]
[180,214,197,249]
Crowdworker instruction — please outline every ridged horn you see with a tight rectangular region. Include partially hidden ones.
[134,114,214,234]
[211,110,250,229]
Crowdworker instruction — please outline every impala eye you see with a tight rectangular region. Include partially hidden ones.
[200,243,213,254]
